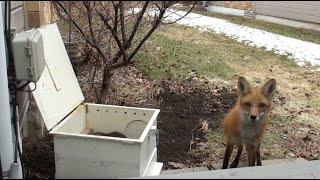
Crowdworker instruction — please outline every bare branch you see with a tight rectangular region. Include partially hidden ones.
[162,1,198,24]
[56,2,107,62]
[95,9,124,63]
[126,1,149,48]
[54,1,197,103]
[111,6,167,69]
[83,2,98,45]
[119,1,126,44]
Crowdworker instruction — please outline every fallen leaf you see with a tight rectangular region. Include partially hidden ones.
[168,162,186,169]
[311,153,319,160]
[298,127,310,133]
[287,152,296,157]
[302,135,311,141]
[263,151,271,156]
[281,135,288,139]
[309,130,318,135]
[201,121,209,132]
[299,152,307,159]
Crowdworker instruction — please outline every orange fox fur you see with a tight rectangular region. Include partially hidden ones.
[222,76,276,169]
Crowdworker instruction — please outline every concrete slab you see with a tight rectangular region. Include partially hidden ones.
[160,158,307,175]
[145,162,163,177]
[134,160,320,179]
[209,158,308,170]
[161,167,209,175]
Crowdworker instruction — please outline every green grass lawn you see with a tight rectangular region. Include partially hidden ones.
[135,23,320,161]
[136,24,297,83]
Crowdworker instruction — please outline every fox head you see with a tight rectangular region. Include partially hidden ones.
[237,76,276,123]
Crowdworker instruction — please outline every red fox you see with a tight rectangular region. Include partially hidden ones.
[222,76,276,169]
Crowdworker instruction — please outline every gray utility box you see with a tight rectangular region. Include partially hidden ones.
[12,29,45,82]
[27,23,163,179]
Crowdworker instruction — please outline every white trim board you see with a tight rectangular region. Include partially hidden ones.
[205,5,320,31]
[206,5,245,17]
[255,14,320,31]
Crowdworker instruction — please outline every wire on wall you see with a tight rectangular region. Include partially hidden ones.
[4,1,25,178]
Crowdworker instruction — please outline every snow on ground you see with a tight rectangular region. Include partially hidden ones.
[144,9,320,70]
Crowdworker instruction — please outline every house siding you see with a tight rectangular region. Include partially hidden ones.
[255,1,320,24]
[208,1,253,10]
[10,1,26,33]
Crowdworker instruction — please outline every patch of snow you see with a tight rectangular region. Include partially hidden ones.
[146,9,320,70]
[129,8,142,15]
[172,3,183,8]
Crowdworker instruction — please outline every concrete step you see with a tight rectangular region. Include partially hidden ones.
[138,160,320,179]
[161,167,210,175]
[210,158,307,170]
[161,158,307,175]
[145,162,163,177]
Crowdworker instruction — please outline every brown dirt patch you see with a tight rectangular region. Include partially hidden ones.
[22,134,55,179]
[155,81,237,169]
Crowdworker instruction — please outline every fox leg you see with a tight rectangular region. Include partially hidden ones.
[230,144,243,168]
[256,143,262,166]
[245,144,257,167]
[222,143,234,169]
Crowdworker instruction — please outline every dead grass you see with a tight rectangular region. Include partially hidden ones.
[135,24,320,162]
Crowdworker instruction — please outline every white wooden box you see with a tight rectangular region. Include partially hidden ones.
[30,24,163,179]
[51,104,161,179]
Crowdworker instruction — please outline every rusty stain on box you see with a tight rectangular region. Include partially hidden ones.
[30,23,163,179]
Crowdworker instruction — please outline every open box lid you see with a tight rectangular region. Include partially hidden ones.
[30,23,84,131]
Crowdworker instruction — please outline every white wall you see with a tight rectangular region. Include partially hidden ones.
[0,1,15,176]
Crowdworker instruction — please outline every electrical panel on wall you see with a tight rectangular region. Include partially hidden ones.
[12,28,45,82]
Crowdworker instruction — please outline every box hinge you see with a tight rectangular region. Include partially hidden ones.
[84,102,88,113]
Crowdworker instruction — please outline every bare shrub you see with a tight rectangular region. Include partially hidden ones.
[52,1,197,103]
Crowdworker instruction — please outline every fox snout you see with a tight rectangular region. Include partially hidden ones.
[250,115,257,121]
[249,106,260,121]
[249,112,265,122]
[243,111,263,123]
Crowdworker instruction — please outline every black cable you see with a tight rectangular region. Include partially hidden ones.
[4,1,24,178]
[5,0,18,164]
[0,154,3,179]
[4,0,15,162]
[16,80,37,92]
[16,81,31,91]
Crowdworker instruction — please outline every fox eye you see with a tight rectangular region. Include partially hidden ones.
[259,103,266,108]
[244,102,251,107]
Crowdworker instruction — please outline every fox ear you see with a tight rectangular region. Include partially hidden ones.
[237,76,251,97]
[262,79,276,99]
